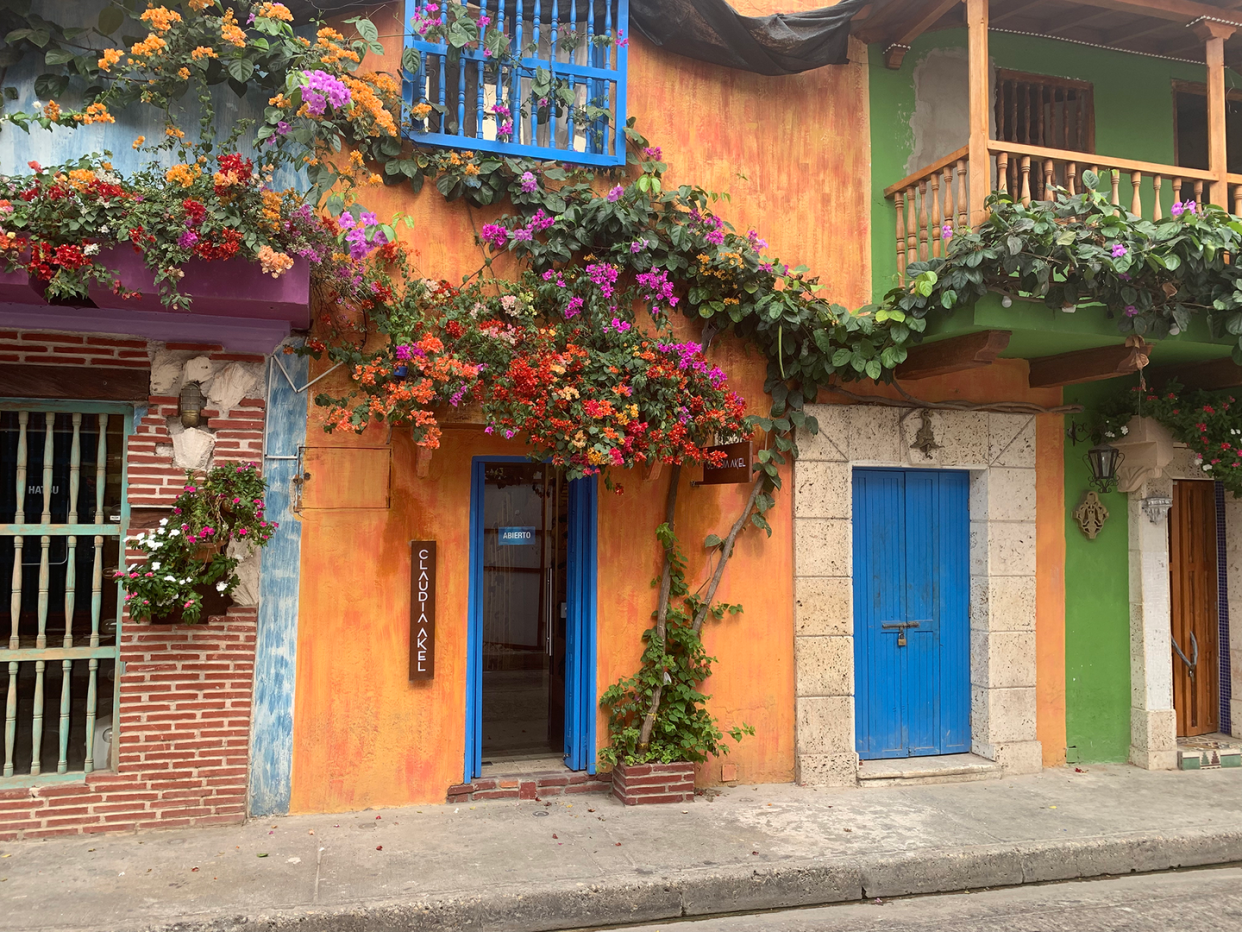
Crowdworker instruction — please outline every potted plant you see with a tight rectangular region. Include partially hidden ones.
[118,463,278,624]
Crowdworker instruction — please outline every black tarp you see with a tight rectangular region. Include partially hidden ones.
[283,0,865,75]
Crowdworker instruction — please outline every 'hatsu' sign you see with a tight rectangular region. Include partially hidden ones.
[409,540,436,680]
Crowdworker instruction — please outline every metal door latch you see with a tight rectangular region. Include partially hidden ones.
[881,620,921,647]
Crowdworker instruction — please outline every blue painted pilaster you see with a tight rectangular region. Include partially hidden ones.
[248,348,308,816]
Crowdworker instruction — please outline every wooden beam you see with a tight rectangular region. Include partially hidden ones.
[0,363,149,401]
[1059,0,1242,26]
[1150,357,1242,391]
[896,330,1012,381]
[967,0,990,227]
[1027,342,1154,388]
[1196,19,1237,206]
[881,0,964,68]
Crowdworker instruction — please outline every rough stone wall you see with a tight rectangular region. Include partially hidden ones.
[793,405,1041,785]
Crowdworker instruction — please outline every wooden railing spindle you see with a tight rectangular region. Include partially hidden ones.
[1131,170,1142,217]
[930,172,943,258]
[1042,158,1054,201]
[957,159,968,228]
[894,191,907,285]
[905,185,918,270]
[1067,162,1078,196]
[1153,175,1163,221]
[917,180,929,261]
[997,151,1010,195]
[1020,156,1032,206]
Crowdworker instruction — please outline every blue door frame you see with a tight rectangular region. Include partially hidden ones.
[853,468,970,759]
[464,457,597,781]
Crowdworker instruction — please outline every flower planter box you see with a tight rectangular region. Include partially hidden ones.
[145,585,234,626]
[0,266,42,304]
[87,248,310,326]
[611,761,696,806]
[435,402,486,429]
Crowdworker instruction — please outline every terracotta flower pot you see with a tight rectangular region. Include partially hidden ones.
[610,761,696,806]
[191,540,225,563]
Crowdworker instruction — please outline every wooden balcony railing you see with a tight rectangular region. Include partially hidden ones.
[883,140,1242,286]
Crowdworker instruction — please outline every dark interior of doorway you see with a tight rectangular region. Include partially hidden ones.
[480,462,569,763]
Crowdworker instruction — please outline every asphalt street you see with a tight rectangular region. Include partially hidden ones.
[590,865,1242,932]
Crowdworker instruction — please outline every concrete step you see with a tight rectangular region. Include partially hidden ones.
[858,752,1003,787]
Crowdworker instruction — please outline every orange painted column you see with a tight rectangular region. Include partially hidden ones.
[1035,410,1067,767]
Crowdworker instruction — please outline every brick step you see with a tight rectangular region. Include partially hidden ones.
[447,769,609,803]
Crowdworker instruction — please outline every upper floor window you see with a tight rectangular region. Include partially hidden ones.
[1173,80,1242,175]
[403,0,629,166]
[995,69,1094,153]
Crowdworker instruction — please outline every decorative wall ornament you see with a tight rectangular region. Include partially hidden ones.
[1074,491,1110,539]
[910,409,940,458]
[1141,495,1173,524]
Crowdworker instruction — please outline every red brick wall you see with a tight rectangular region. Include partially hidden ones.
[0,333,267,841]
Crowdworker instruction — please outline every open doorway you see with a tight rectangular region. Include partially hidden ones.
[1169,480,1221,737]
[478,462,569,763]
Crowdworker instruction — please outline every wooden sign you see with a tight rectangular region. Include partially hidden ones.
[700,441,754,485]
[409,540,436,680]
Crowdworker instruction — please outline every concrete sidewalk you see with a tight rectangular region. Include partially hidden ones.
[1,765,1240,932]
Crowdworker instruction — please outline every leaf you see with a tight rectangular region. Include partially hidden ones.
[401,46,421,74]
[43,48,74,66]
[32,73,68,99]
[704,534,722,548]
[227,58,255,84]
[355,17,379,43]
[98,5,124,35]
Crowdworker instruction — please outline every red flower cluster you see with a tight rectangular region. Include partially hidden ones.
[193,227,242,261]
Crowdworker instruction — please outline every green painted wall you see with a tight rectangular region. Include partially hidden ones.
[1062,381,1133,763]
[868,29,1217,307]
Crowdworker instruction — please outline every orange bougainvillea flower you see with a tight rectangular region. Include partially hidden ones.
[97,48,123,71]
[140,6,182,32]
[191,45,217,61]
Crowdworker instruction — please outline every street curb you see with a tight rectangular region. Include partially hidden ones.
[101,826,1242,932]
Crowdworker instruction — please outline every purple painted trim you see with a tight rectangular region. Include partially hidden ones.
[1217,482,1232,734]
[85,249,310,326]
[0,268,40,304]
[0,301,291,354]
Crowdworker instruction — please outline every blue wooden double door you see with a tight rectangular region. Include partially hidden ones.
[853,468,970,759]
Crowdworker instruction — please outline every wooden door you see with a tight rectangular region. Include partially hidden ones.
[853,469,970,759]
[1169,481,1220,737]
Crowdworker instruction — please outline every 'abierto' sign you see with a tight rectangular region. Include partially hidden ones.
[409,540,436,680]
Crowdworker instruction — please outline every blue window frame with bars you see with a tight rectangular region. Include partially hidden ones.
[402,0,629,167]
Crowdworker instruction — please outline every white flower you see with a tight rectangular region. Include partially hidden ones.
[151,562,161,570]
[32,101,41,110]
[83,244,99,256]
[1204,464,1214,471]
[148,540,161,550]
[164,575,176,582]
[168,529,180,537]
[135,531,146,540]
[1105,431,1115,438]
[1119,426,1128,435]
[182,578,191,585]
[215,581,227,592]
[159,518,168,527]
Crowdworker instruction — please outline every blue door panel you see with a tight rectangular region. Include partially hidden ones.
[854,468,970,759]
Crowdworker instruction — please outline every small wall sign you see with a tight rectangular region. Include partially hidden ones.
[498,526,536,545]
[409,540,436,680]
[700,441,754,485]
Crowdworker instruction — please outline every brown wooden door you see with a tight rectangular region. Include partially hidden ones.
[1169,481,1220,737]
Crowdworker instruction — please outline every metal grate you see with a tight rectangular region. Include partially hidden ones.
[1,405,129,782]
[995,69,1094,153]
[403,0,629,166]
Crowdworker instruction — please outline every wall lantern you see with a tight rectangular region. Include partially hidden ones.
[179,381,205,428]
[1085,442,1123,493]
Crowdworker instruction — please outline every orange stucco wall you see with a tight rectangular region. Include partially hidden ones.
[289,5,873,811]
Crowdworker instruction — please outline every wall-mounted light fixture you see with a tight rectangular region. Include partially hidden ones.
[1085,442,1123,493]
[178,381,205,428]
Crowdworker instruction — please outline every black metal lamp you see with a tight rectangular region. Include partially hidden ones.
[1085,442,1123,493]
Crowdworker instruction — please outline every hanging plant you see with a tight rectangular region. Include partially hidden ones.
[118,463,278,624]
[1092,380,1242,494]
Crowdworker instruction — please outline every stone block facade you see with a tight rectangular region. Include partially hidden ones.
[792,405,1042,785]
[0,332,267,840]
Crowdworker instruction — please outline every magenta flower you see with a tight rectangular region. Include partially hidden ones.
[1111,243,1127,258]
[607,185,624,202]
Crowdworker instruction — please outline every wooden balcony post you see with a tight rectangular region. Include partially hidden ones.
[1194,19,1237,208]
[967,0,990,227]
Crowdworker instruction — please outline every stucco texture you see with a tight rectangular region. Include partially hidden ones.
[288,4,872,812]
